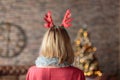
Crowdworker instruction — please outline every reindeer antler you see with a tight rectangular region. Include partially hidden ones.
[61,9,72,28]
[44,11,54,28]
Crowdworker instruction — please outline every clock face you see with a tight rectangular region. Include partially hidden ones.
[0,22,27,58]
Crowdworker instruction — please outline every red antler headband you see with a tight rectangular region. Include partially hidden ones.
[44,11,54,28]
[44,9,72,28]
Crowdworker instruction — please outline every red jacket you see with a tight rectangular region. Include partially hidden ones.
[26,66,85,80]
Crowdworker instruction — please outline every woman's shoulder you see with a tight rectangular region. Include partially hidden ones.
[28,66,38,71]
[28,65,84,74]
[29,65,81,69]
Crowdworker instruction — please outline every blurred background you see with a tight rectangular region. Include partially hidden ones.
[0,0,119,80]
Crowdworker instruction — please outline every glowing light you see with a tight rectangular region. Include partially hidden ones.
[95,71,102,76]
[93,47,97,51]
[76,40,80,45]
[83,31,88,37]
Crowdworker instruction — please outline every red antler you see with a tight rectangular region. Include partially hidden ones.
[44,11,54,28]
[61,9,72,28]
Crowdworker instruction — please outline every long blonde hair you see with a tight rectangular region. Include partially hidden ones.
[40,27,74,64]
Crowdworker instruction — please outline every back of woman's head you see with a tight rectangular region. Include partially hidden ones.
[40,9,74,64]
[40,26,74,64]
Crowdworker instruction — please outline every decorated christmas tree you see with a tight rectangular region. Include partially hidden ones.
[73,28,102,77]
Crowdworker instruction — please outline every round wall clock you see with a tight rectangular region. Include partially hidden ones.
[0,22,27,58]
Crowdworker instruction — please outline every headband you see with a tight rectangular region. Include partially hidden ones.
[44,9,72,28]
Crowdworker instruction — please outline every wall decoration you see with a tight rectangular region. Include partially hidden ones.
[0,22,27,58]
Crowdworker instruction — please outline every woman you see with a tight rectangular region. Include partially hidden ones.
[26,9,85,80]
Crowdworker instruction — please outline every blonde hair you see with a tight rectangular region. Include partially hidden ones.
[40,27,74,64]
